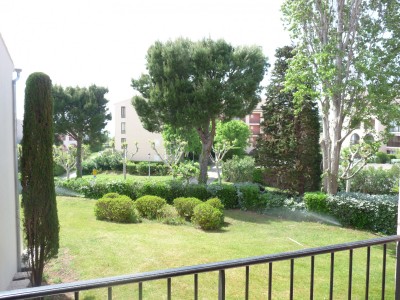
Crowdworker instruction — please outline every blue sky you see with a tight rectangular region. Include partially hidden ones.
[0,0,290,135]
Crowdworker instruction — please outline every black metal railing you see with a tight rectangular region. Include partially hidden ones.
[1,235,400,300]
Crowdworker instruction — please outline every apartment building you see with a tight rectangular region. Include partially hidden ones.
[114,99,165,161]
[242,102,264,152]
[342,118,400,154]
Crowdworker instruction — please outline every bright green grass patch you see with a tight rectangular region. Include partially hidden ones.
[47,197,396,299]
[82,173,174,182]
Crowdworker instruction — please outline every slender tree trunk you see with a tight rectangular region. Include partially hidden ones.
[66,169,70,180]
[197,119,216,184]
[76,138,83,178]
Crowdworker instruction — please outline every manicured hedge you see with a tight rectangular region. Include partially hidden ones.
[94,194,140,223]
[173,197,203,219]
[192,203,224,230]
[135,195,167,219]
[327,193,397,235]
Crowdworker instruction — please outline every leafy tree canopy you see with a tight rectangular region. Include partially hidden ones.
[282,0,400,194]
[132,38,268,183]
[53,85,111,177]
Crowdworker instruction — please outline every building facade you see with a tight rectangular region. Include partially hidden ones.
[114,99,165,161]
[242,102,263,152]
[0,34,20,290]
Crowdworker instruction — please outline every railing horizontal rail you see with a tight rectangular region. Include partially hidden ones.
[1,235,399,300]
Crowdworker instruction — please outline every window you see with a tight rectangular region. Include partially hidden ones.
[121,122,126,134]
[350,133,360,145]
[121,106,126,118]
[121,138,126,149]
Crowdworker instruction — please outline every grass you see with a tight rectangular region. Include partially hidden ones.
[46,197,396,299]
[81,172,174,182]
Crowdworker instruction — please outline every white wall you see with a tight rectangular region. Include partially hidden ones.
[0,34,18,291]
[114,99,165,161]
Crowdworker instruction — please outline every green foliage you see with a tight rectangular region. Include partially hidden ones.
[183,184,209,200]
[192,203,224,230]
[327,193,397,234]
[157,204,185,225]
[82,149,123,174]
[205,197,224,213]
[53,84,111,177]
[207,183,238,209]
[222,155,255,183]
[252,168,264,185]
[347,165,399,195]
[373,152,390,164]
[53,162,65,176]
[173,197,203,219]
[303,192,329,214]
[214,120,251,158]
[235,183,262,211]
[282,0,400,194]
[21,72,59,286]
[132,38,268,184]
[162,125,201,156]
[135,195,167,219]
[95,194,140,223]
[177,162,200,184]
[255,46,321,193]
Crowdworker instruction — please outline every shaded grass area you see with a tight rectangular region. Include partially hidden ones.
[46,197,396,299]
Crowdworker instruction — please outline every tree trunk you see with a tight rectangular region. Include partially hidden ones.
[76,138,83,178]
[197,119,216,184]
[66,169,70,180]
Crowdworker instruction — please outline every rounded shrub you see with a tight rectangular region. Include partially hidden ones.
[135,195,167,219]
[303,192,328,214]
[205,197,224,212]
[157,204,185,225]
[173,197,203,219]
[192,203,223,230]
[95,195,140,223]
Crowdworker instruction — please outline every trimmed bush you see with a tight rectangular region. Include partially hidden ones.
[126,162,136,174]
[173,197,203,219]
[205,197,224,213]
[303,192,329,214]
[95,195,140,223]
[157,204,185,225]
[222,155,255,183]
[192,203,223,230]
[327,193,397,234]
[235,183,262,211]
[183,184,209,200]
[135,195,167,219]
[207,183,238,209]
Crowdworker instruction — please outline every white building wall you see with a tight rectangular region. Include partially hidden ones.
[0,34,18,290]
[114,99,165,161]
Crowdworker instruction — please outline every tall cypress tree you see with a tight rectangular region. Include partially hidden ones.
[256,46,321,193]
[21,72,59,286]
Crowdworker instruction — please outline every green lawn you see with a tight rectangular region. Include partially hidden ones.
[46,197,396,299]
[81,173,174,182]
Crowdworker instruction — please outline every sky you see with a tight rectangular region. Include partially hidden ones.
[0,0,290,135]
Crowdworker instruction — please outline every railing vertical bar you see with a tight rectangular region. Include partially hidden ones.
[108,286,112,300]
[139,282,143,300]
[245,265,249,300]
[268,262,272,300]
[395,241,400,300]
[382,244,387,300]
[366,246,371,300]
[194,273,198,300]
[218,269,225,300]
[167,278,171,300]
[310,255,314,300]
[290,259,294,300]
[348,249,353,300]
[74,291,79,300]
[329,252,334,300]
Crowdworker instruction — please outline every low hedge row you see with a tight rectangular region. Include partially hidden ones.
[304,192,397,235]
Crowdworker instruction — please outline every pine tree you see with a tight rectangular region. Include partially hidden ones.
[21,72,59,286]
[256,46,321,193]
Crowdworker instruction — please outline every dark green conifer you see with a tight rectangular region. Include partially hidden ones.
[256,46,321,193]
[21,72,59,286]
